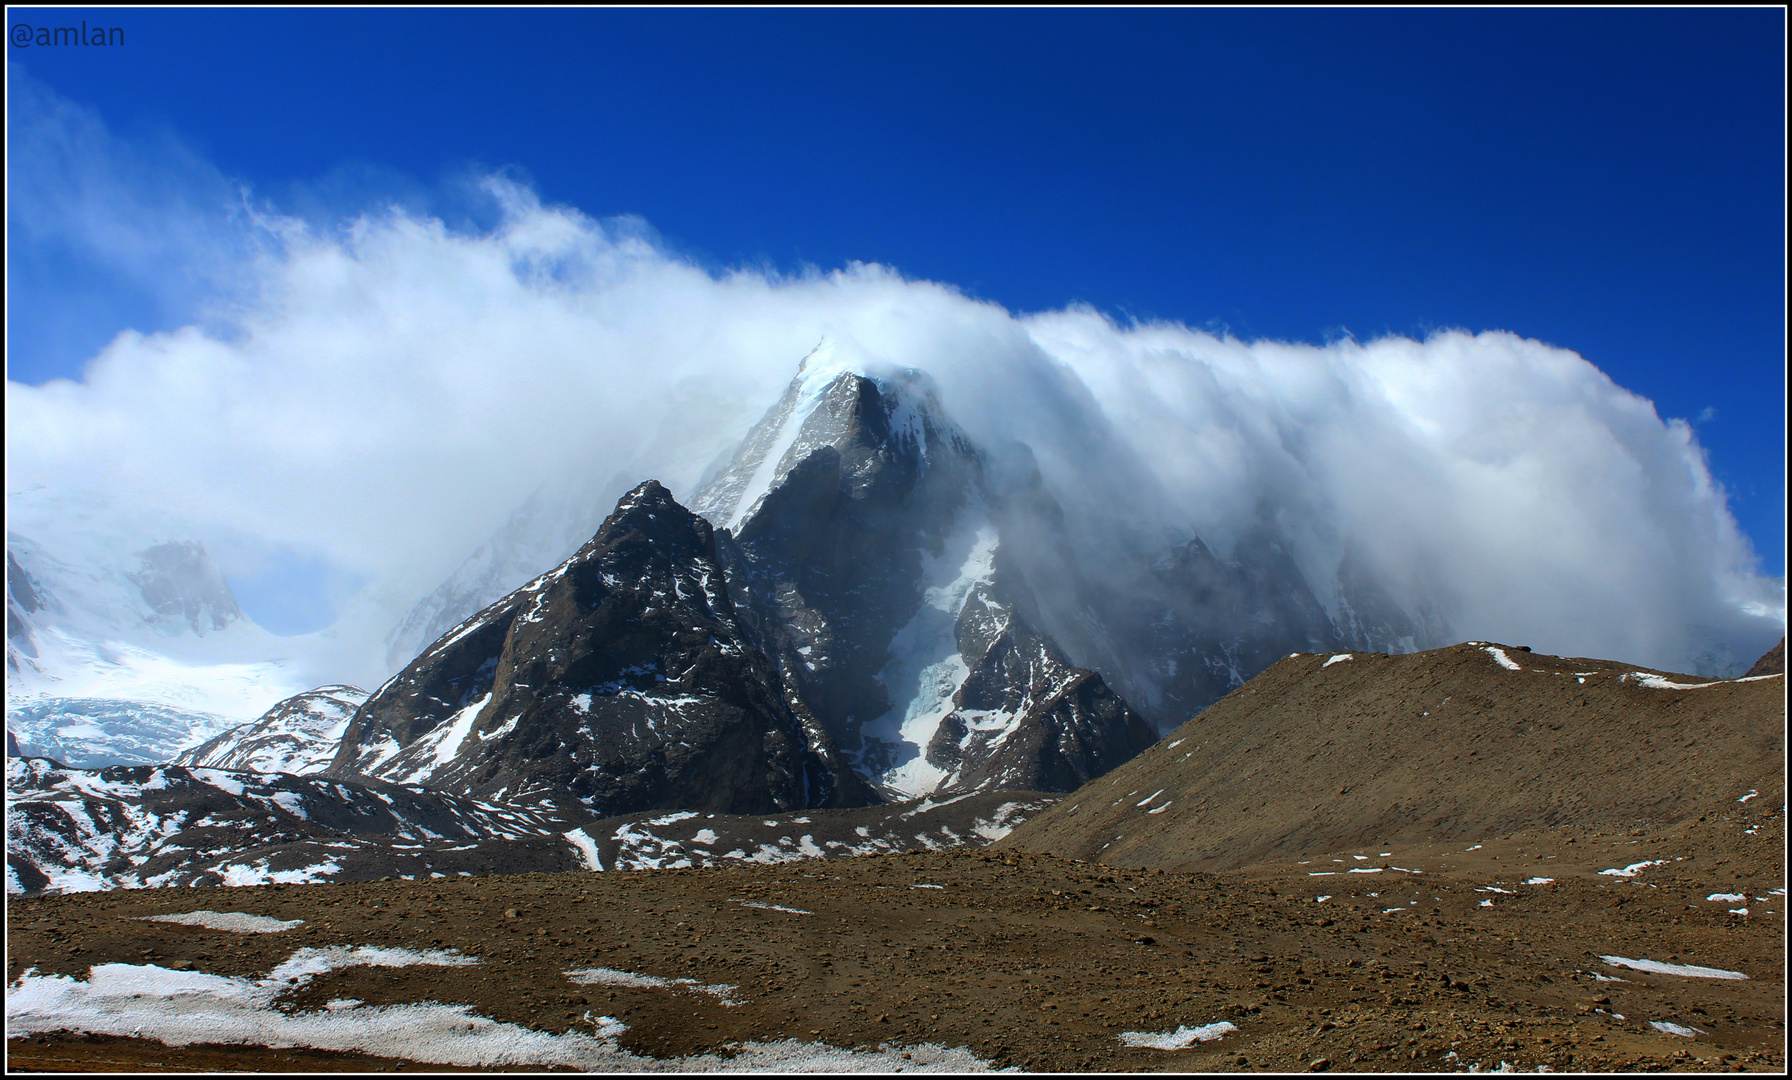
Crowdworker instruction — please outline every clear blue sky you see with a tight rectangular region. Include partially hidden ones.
[7,7,1786,576]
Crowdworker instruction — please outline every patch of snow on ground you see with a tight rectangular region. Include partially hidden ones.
[1322,654,1353,667]
[1600,956,1747,980]
[1524,877,1554,885]
[1599,860,1667,877]
[565,967,741,1006]
[136,911,302,933]
[1738,789,1758,802]
[7,951,996,1071]
[1707,893,1746,903]
[1621,671,1733,690]
[1649,1021,1705,1037]
[563,829,603,872]
[735,900,813,915]
[1117,1021,1237,1049]
[1482,646,1522,671]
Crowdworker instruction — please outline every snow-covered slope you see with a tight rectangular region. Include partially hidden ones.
[6,698,238,770]
[5,757,576,895]
[173,685,368,774]
[4,495,324,764]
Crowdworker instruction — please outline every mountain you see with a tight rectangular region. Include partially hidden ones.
[382,487,614,674]
[5,533,257,770]
[5,522,313,760]
[395,348,1454,786]
[1001,640,1785,871]
[5,749,1057,895]
[1743,635,1784,678]
[5,756,577,894]
[173,685,369,773]
[330,481,872,818]
[691,346,1157,796]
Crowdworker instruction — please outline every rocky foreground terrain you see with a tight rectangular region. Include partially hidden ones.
[6,639,1784,1073]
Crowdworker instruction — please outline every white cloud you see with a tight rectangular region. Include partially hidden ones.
[5,82,1781,685]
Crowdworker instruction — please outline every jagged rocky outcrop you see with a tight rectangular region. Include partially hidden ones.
[174,685,369,774]
[331,481,872,819]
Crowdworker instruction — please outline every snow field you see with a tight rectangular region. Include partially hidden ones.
[136,911,303,933]
[7,945,1005,1071]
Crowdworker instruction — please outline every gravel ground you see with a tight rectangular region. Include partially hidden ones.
[8,810,1784,1073]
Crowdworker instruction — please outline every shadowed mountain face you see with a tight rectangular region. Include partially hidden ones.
[1001,641,1785,872]
[330,481,871,819]
[696,356,1158,798]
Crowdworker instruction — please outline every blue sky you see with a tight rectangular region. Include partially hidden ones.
[7,6,1786,623]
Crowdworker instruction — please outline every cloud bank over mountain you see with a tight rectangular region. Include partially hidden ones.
[6,80,1781,686]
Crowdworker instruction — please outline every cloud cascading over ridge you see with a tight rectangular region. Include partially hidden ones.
[5,110,1781,685]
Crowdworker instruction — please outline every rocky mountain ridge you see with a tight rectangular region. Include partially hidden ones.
[330,481,872,819]
[173,685,369,774]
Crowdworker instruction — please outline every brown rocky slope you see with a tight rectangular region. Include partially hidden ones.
[1000,641,1784,871]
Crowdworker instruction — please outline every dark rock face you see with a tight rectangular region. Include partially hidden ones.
[129,541,242,634]
[696,357,1158,797]
[708,371,982,770]
[923,577,1159,796]
[331,481,871,819]
[174,685,369,774]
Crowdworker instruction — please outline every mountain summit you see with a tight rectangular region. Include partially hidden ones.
[331,480,870,817]
[692,347,1157,797]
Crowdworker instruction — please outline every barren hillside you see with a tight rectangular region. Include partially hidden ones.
[1001,641,1783,871]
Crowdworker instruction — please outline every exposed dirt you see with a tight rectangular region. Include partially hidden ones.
[1004,643,1784,871]
[7,813,1785,1073]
